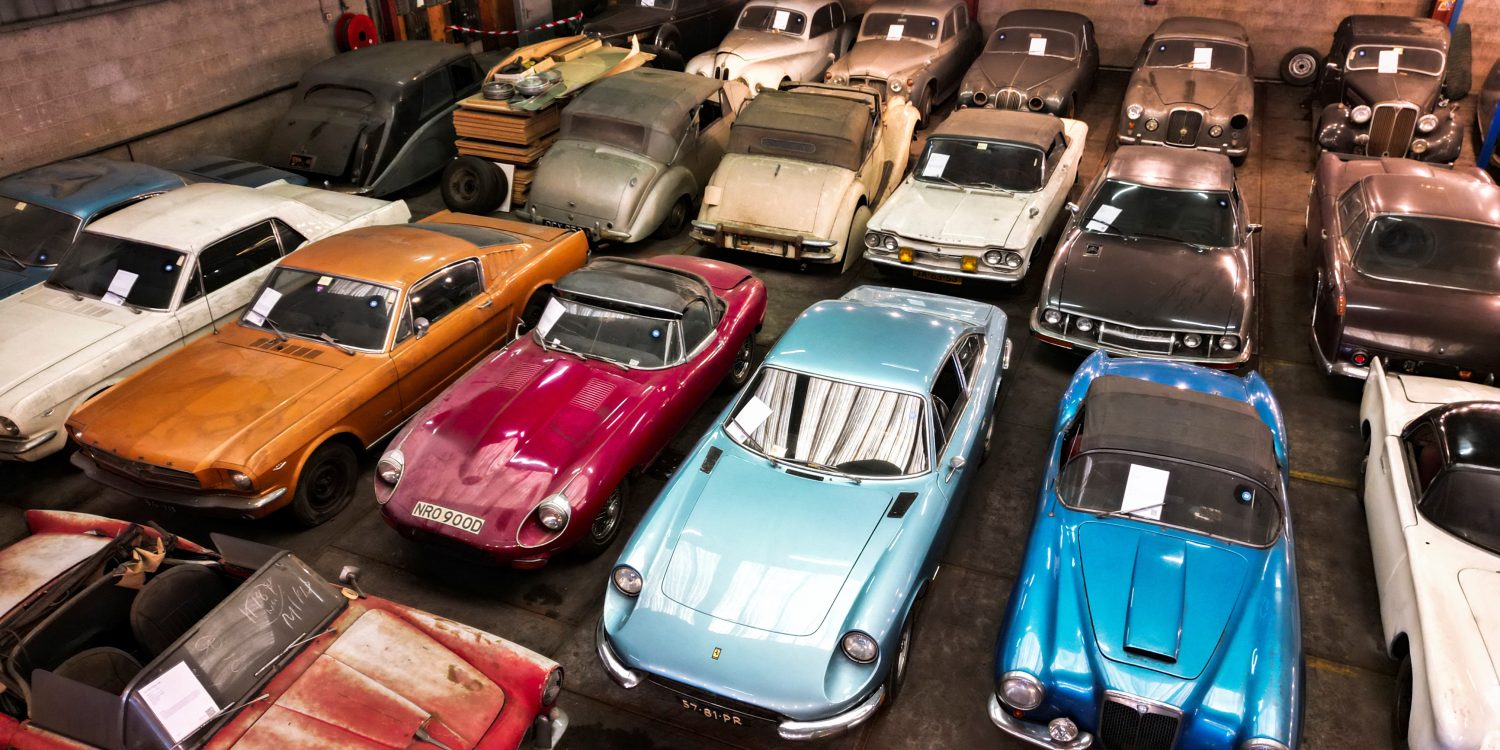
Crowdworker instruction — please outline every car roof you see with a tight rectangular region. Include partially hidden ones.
[1345,14,1449,50]
[865,0,961,17]
[1104,145,1236,192]
[764,298,965,393]
[84,183,331,253]
[932,108,1061,150]
[300,41,469,92]
[737,88,869,143]
[0,157,186,220]
[279,213,524,288]
[746,0,828,14]
[1355,160,1500,226]
[1079,374,1280,492]
[566,68,720,132]
[555,257,714,318]
[996,8,1089,33]
[1152,16,1249,45]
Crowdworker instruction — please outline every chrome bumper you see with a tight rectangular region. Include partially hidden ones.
[595,620,642,689]
[1115,134,1247,157]
[531,706,569,749]
[988,695,1094,749]
[1308,326,1370,379]
[867,253,1024,283]
[1028,307,1250,367]
[778,686,885,741]
[0,430,59,460]
[71,451,287,515]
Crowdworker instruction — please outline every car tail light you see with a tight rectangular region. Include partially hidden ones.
[1350,350,1370,367]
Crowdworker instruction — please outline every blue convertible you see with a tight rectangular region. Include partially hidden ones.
[598,285,1008,740]
[990,351,1302,750]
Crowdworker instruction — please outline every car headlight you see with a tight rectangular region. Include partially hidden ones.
[1144,118,1159,132]
[1049,718,1080,742]
[1027,96,1045,112]
[1041,308,1062,327]
[1350,104,1372,124]
[999,671,1045,711]
[883,235,898,251]
[612,565,643,596]
[376,448,404,486]
[983,249,1004,267]
[1219,334,1242,351]
[229,471,253,490]
[1126,103,1143,120]
[1417,113,1439,133]
[1002,252,1023,269]
[1074,317,1095,333]
[1411,138,1429,154]
[542,667,564,706]
[840,631,878,663]
[0,417,17,437]
[1208,124,1224,138]
[1241,740,1291,750]
[890,80,903,93]
[1182,333,1203,349]
[536,494,571,531]
[864,231,887,250]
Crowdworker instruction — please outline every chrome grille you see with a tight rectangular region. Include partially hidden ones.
[89,448,201,489]
[849,76,887,99]
[1099,693,1181,750]
[995,88,1026,110]
[1164,109,1203,147]
[1368,102,1418,157]
[1098,322,1176,355]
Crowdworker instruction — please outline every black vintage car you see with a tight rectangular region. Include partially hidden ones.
[583,0,748,69]
[957,9,1097,117]
[265,41,489,196]
[1312,15,1463,163]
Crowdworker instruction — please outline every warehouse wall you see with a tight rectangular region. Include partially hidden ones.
[0,0,337,177]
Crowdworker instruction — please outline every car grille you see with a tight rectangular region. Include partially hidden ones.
[1164,109,1203,147]
[88,448,201,489]
[647,674,780,724]
[1099,693,1181,750]
[1368,102,1418,157]
[994,88,1026,110]
[1098,322,1176,355]
[712,65,731,80]
[849,76,888,99]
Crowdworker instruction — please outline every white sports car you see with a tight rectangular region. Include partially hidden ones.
[1359,357,1500,750]
[0,182,409,462]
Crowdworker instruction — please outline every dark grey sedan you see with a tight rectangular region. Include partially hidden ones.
[957,9,1097,117]
[1031,145,1260,367]
[1117,17,1255,162]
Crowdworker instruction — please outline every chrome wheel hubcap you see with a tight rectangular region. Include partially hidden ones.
[592,491,622,541]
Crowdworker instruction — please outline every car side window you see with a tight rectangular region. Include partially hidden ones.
[941,9,955,40]
[697,96,724,131]
[1060,407,1086,468]
[419,71,455,120]
[810,5,834,37]
[449,58,482,95]
[1337,186,1367,248]
[682,299,714,353]
[929,354,968,450]
[1045,134,1067,177]
[955,335,982,381]
[1403,421,1444,496]
[273,220,308,252]
[409,259,484,326]
[184,222,281,301]
[830,2,844,28]
[954,4,967,31]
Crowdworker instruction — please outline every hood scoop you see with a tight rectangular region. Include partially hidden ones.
[248,336,324,360]
[38,294,116,318]
[1123,534,1186,663]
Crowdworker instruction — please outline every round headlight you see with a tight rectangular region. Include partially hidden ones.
[1144,118,1160,132]
[1219,334,1242,351]
[1027,96,1045,112]
[1042,308,1062,326]
[542,667,564,706]
[1350,105,1372,124]
[999,671,1045,711]
[1074,317,1094,333]
[840,631,878,663]
[1411,138,1429,155]
[537,495,571,531]
[1126,103,1143,120]
[0,417,18,437]
[972,90,989,106]
[883,235,898,251]
[864,231,884,249]
[1241,740,1291,750]
[983,250,1004,267]
[1208,124,1224,138]
[1182,333,1203,349]
[1417,114,1439,133]
[229,471,253,490]
[612,565,643,596]
[890,80,903,93]
[376,449,404,485]
[1049,718,1079,742]
[1002,252,1023,269]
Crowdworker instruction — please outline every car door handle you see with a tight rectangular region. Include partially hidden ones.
[477,299,494,309]
[1320,229,1328,240]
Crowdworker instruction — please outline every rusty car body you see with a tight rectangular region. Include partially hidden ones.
[1305,151,1500,381]
[686,0,858,94]
[822,0,980,123]
[958,9,1098,117]
[0,509,566,750]
[1117,17,1255,161]
[65,213,588,527]
[1313,16,1463,164]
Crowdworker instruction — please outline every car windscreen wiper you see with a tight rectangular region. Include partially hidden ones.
[318,332,356,356]
[261,317,290,344]
[1097,500,1168,521]
[802,460,863,484]
[0,247,27,271]
[543,336,630,371]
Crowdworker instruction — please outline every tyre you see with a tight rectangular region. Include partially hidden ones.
[720,336,755,393]
[441,156,508,215]
[1279,47,1321,86]
[288,442,359,527]
[653,195,692,240]
[573,479,627,558]
[884,613,914,703]
[1393,653,1413,750]
[518,288,550,333]
[978,412,995,465]
[1444,24,1472,100]
[918,84,936,127]
[841,205,872,274]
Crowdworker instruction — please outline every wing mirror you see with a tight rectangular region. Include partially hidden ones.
[1065,202,1079,215]
[1248,223,1263,235]
[338,565,365,598]
[945,455,966,482]
[414,316,431,338]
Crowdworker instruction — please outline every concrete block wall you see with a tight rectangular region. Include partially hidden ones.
[0,0,336,176]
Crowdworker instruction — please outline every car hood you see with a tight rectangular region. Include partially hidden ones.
[1341,275,1500,371]
[708,155,854,236]
[0,266,47,301]
[0,292,127,398]
[659,450,888,636]
[969,52,1075,92]
[530,141,659,223]
[1344,70,1441,108]
[265,104,377,179]
[1054,233,1248,331]
[712,30,807,66]
[837,40,932,79]
[1078,521,1252,680]
[584,6,673,40]
[1459,569,1500,686]
[879,182,1029,247]
[231,608,506,749]
[1141,68,1249,110]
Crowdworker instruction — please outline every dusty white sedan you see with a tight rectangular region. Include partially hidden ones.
[865,108,1085,284]
[685,0,858,94]
[1359,357,1500,750]
[0,182,408,462]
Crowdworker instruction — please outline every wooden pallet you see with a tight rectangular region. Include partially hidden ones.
[454,103,560,144]
[456,135,557,164]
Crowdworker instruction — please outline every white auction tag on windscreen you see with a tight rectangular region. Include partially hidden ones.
[244,287,282,327]
[1191,46,1214,69]
[729,396,773,441]
[1085,204,1121,233]
[886,23,904,41]
[1120,463,1169,520]
[101,270,138,306]
[772,9,790,29]
[1028,36,1048,56]
[536,297,566,337]
[921,152,950,178]
[139,661,220,742]
[1377,48,1401,74]
[641,0,655,7]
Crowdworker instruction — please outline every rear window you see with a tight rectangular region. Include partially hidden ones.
[303,85,376,111]
[563,113,650,155]
[1353,215,1500,294]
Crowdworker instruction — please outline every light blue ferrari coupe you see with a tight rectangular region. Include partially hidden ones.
[597,285,1009,740]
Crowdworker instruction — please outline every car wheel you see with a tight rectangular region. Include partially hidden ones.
[1393,653,1413,749]
[654,195,692,240]
[573,480,628,558]
[441,156,508,215]
[918,83,935,127]
[721,336,755,392]
[884,613,915,703]
[1279,47,1322,86]
[979,412,995,465]
[288,442,359,527]
[842,205,871,274]
[1064,95,1077,118]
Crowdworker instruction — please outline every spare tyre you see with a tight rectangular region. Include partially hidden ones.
[1279,47,1321,86]
[441,156,508,215]
[1444,23,1472,100]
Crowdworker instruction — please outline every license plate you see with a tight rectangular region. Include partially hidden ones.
[680,697,746,726]
[912,269,963,285]
[289,153,316,169]
[411,502,484,534]
[731,234,784,256]
[541,218,585,233]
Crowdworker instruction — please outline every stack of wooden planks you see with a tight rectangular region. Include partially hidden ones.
[454,99,561,206]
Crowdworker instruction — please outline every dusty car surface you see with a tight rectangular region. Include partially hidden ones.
[584,0,748,70]
[0,183,408,464]
[1306,152,1500,381]
[66,214,588,527]
[0,510,567,750]
[690,83,919,271]
[958,9,1098,117]
[266,41,487,196]
[865,108,1087,284]
[516,69,749,243]
[377,256,766,567]
[685,0,857,94]
[1033,145,1259,366]
[1313,16,1462,163]
[1118,17,1255,161]
[823,0,980,123]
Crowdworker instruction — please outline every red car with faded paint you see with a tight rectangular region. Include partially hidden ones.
[0,510,566,750]
[375,256,767,567]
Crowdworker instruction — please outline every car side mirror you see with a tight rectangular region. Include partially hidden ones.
[1065,202,1079,215]
[945,455,966,482]
[1248,223,1263,235]
[338,565,365,598]
[414,316,431,338]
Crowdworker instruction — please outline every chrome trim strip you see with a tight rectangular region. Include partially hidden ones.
[988,695,1095,749]
[595,620,642,689]
[777,685,885,741]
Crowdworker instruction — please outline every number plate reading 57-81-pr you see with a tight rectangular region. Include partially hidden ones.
[410,502,484,534]
[681,698,745,726]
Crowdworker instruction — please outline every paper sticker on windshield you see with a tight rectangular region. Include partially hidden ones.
[1191,46,1214,70]
[729,396,773,441]
[922,152,950,178]
[244,287,282,327]
[886,23,904,41]
[1028,36,1047,56]
[1377,48,1401,74]
[101,270,138,306]
[772,9,790,29]
[139,661,220,742]
[316,275,333,291]
[1086,204,1121,233]
[13,201,25,211]
[641,0,655,7]
[1120,464,1169,520]
[536,297,566,337]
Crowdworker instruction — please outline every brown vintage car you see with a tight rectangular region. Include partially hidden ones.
[1306,152,1500,381]
[66,213,589,526]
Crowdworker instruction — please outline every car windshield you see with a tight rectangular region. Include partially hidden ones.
[302,84,377,111]
[47,231,186,310]
[1060,450,1281,546]
[534,294,677,368]
[987,27,1079,58]
[916,137,1043,192]
[726,366,930,477]
[1145,39,1247,74]
[243,267,399,351]
[1348,44,1444,76]
[861,13,939,42]
[0,198,80,268]
[563,113,650,155]
[1418,468,1500,556]
[738,5,807,34]
[1353,216,1500,294]
[1082,180,1237,247]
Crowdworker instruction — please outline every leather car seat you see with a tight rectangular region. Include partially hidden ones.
[130,565,229,656]
[52,647,143,695]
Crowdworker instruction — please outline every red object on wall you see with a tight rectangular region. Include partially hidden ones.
[1431,0,1455,23]
[336,12,381,51]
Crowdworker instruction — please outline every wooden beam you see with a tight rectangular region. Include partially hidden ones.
[427,4,447,41]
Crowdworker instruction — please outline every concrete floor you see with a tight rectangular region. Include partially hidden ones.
[4,71,1478,748]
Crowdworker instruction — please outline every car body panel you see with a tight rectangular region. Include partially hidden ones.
[1117,17,1254,157]
[958,9,1097,116]
[1480,60,1500,168]
[823,0,980,119]
[685,0,858,93]
[585,0,749,66]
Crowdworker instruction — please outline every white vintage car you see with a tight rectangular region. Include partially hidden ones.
[865,108,1085,283]
[1359,357,1500,750]
[690,83,918,272]
[685,0,857,94]
[0,182,408,462]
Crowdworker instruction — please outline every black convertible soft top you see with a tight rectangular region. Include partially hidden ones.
[1078,375,1280,492]
[555,258,715,318]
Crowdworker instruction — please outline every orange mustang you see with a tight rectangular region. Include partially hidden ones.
[67,212,588,526]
